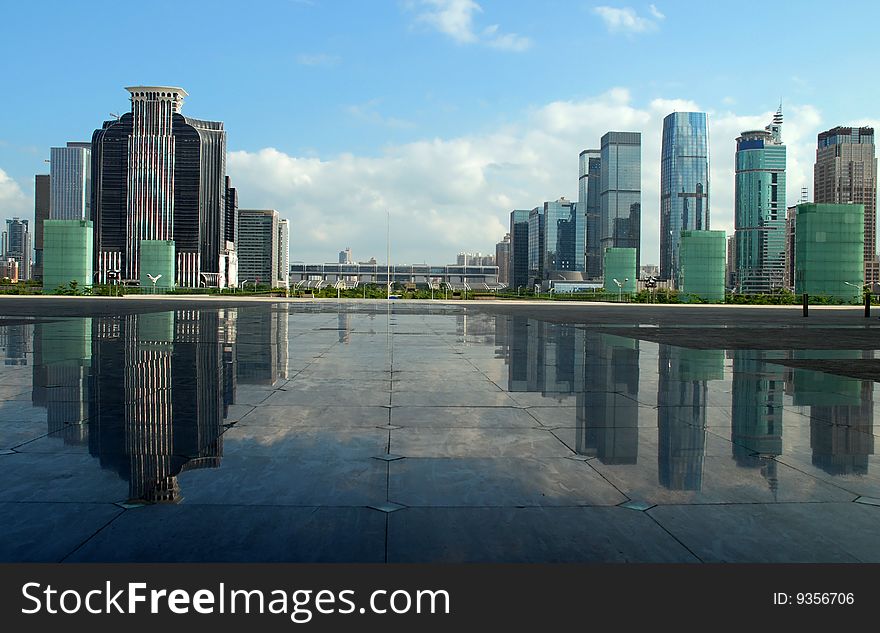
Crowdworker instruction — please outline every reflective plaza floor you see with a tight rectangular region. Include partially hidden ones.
[1,301,879,562]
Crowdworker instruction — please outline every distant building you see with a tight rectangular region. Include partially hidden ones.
[2,218,31,281]
[527,205,545,286]
[660,112,710,287]
[579,149,602,279]
[679,230,726,301]
[495,233,511,285]
[91,86,235,287]
[278,219,289,289]
[509,209,530,290]
[784,205,798,290]
[289,262,498,287]
[33,175,50,281]
[734,107,786,293]
[339,247,353,264]
[600,131,641,270]
[639,264,659,279]
[238,209,287,288]
[50,142,91,220]
[794,203,864,301]
[814,126,878,286]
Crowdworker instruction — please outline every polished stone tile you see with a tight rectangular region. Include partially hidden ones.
[389,457,626,507]
[0,452,129,503]
[263,389,391,407]
[390,406,538,428]
[0,502,123,562]
[176,455,387,506]
[391,391,521,407]
[222,426,388,459]
[67,505,386,562]
[649,503,880,562]
[390,428,570,458]
[387,507,698,562]
[237,405,390,428]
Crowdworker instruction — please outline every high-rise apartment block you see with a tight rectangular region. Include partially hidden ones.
[814,126,877,286]
[734,108,786,293]
[495,233,511,285]
[600,132,641,271]
[91,86,236,287]
[660,112,710,287]
[238,209,288,288]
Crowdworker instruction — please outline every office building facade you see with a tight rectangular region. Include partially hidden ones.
[43,220,93,292]
[579,149,602,279]
[278,218,289,289]
[238,209,286,288]
[509,209,530,290]
[33,174,50,281]
[495,233,511,285]
[603,247,637,295]
[91,86,235,288]
[794,203,864,301]
[2,218,31,281]
[734,109,786,293]
[814,126,878,286]
[660,112,710,287]
[530,197,582,286]
[50,142,91,220]
[679,230,726,301]
[600,132,641,270]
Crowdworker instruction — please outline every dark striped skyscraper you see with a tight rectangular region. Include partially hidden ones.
[660,112,710,287]
[91,86,236,287]
[599,131,641,270]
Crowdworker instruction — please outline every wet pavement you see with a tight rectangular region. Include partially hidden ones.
[0,301,878,562]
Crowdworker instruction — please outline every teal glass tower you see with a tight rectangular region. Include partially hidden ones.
[600,132,641,271]
[660,112,710,287]
[734,108,786,293]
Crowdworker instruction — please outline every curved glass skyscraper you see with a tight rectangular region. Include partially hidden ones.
[660,112,710,285]
[734,108,786,294]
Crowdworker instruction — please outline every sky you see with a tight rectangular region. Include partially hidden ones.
[1,0,879,266]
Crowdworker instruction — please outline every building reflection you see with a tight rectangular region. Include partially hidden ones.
[657,346,723,490]
[730,351,784,495]
[235,306,289,385]
[1,322,32,366]
[86,310,233,503]
[501,316,583,396]
[789,351,875,476]
[576,333,639,464]
[31,319,92,446]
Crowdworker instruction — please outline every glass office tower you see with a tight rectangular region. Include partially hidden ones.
[814,127,878,286]
[734,108,786,293]
[579,149,602,279]
[660,112,710,287]
[600,131,641,271]
[509,210,530,290]
[50,142,91,220]
[534,197,581,284]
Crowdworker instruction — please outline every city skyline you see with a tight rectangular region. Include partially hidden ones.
[1,1,879,266]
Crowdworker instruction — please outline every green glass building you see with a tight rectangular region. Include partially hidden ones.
[139,240,176,292]
[679,230,726,301]
[42,219,93,293]
[603,247,636,295]
[794,203,863,301]
[734,109,786,293]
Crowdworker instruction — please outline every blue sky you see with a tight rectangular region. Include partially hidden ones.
[1,0,878,265]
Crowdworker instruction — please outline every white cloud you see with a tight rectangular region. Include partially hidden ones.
[413,0,531,51]
[228,90,835,268]
[593,5,663,34]
[0,168,30,220]
[296,53,341,67]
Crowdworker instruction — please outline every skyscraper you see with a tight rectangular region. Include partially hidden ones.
[32,174,49,280]
[660,112,710,286]
[495,233,511,285]
[50,142,91,220]
[91,86,235,287]
[814,126,878,286]
[2,218,31,281]
[278,218,290,289]
[599,131,641,270]
[579,149,601,278]
[734,108,786,293]
[530,197,581,285]
[509,209,530,290]
[238,209,286,288]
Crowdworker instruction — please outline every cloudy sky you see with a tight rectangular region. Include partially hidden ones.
[1,0,878,265]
